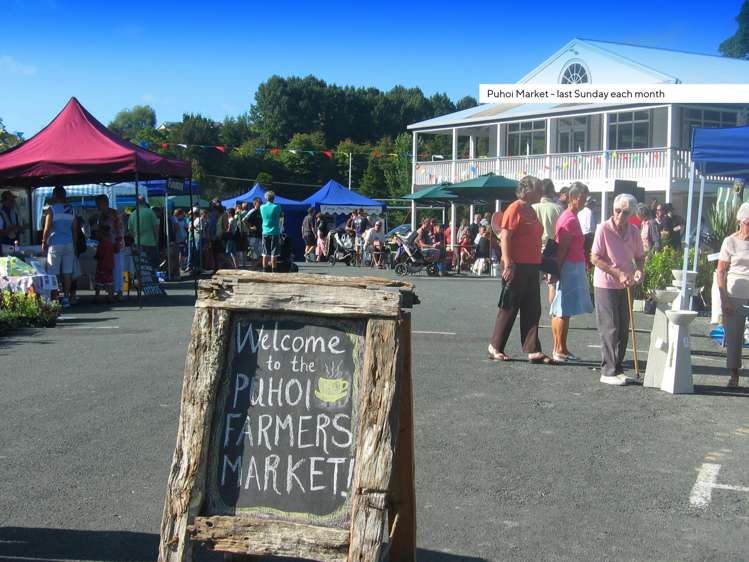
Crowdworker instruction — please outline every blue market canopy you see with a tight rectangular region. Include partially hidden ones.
[692,125,749,177]
[303,180,384,215]
[222,182,305,209]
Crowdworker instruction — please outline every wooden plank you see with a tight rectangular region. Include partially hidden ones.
[158,308,233,562]
[348,319,401,562]
[196,282,402,318]
[210,270,413,290]
[389,313,417,561]
[188,515,349,561]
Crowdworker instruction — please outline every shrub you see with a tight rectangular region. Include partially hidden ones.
[0,291,61,332]
[637,246,715,301]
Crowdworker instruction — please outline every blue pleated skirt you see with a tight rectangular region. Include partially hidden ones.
[550,260,594,318]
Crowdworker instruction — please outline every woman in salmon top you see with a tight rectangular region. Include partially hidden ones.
[488,175,554,364]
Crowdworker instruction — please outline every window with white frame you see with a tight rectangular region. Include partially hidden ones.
[680,108,739,148]
[608,111,651,150]
[506,120,546,156]
[560,63,589,85]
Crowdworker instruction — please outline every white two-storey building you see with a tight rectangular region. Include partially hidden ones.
[408,39,749,215]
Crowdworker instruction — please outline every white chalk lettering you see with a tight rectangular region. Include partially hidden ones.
[244,455,260,490]
[258,414,273,450]
[287,455,306,493]
[331,414,352,448]
[297,415,313,448]
[223,413,243,447]
[275,414,294,447]
[221,455,242,487]
[316,413,331,454]
[309,457,325,492]
[233,374,249,408]
[264,454,281,494]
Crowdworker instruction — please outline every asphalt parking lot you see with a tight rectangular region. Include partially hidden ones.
[1,265,748,561]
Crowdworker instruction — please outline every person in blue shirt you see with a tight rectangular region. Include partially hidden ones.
[260,191,282,272]
[41,186,82,305]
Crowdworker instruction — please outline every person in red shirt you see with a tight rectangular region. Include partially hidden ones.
[488,176,554,364]
[95,223,115,303]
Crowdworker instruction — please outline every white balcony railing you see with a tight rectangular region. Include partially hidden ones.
[413,148,734,191]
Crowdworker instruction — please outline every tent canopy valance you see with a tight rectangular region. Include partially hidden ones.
[443,173,518,203]
[222,182,305,209]
[0,97,191,187]
[402,184,459,204]
[692,125,749,177]
[303,180,383,215]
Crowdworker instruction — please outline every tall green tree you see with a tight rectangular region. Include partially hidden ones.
[108,105,157,140]
[0,118,23,151]
[456,96,479,111]
[280,131,336,184]
[720,0,749,58]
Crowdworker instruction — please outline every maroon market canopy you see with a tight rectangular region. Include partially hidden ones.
[0,97,191,187]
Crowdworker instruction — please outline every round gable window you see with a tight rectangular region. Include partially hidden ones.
[560,62,590,84]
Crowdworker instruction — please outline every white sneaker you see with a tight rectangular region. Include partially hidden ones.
[618,373,639,384]
[600,374,627,386]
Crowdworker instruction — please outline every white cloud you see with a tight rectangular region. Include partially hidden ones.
[0,55,37,76]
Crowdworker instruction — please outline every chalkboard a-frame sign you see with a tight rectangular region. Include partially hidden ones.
[158,270,417,562]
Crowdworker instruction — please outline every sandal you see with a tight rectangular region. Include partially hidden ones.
[488,345,511,361]
[529,354,557,365]
[727,378,740,389]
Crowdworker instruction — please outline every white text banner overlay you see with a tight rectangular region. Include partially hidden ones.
[479,84,749,104]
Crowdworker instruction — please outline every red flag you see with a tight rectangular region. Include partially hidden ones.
[322,150,333,158]
[270,147,281,154]
[215,146,226,153]
[372,150,382,158]
[161,143,169,150]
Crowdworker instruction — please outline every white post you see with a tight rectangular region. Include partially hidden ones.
[411,132,418,230]
[469,135,476,159]
[602,112,610,220]
[545,117,552,178]
[495,123,502,175]
[348,152,352,189]
[451,128,458,182]
[495,199,500,212]
[470,204,475,223]
[666,105,674,204]
[692,171,706,273]
[450,202,457,250]
[680,161,696,308]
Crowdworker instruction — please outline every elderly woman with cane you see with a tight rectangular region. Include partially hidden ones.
[717,202,749,388]
[488,175,555,364]
[590,193,645,386]
[550,182,594,362]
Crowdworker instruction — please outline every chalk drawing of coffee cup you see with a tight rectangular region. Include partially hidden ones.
[315,377,349,404]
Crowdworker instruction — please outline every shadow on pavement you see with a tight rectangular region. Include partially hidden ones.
[0,527,158,561]
[694,384,749,397]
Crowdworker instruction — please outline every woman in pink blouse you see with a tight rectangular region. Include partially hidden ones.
[550,182,594,362]
[590,194,645,386]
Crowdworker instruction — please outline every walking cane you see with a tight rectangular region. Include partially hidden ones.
[626,286,641,380]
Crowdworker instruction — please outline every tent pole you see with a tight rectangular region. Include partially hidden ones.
[164,178,172,281]
[187,177,197,297]
[135,173,143,308]
[692,168,706,273]
[450,203,456,251]
[679,161,696,309]
[26,186,33,244]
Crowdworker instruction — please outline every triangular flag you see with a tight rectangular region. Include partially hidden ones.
[255,148,265,155]
[161,143,169,150]
[139,141,149,148]
[270,148,281,154]
[177,143,187,149]
[288,149,298,154]
[215,146,225,153]
[322,151,333,158]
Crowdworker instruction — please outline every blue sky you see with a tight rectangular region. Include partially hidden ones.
[1,0,743,137]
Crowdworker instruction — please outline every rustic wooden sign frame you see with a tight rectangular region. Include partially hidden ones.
[158,271,416,562]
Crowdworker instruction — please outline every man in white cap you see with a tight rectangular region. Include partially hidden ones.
[363,219,386,268]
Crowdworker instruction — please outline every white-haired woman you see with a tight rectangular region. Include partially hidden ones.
[489,176,554,364]
[717,202,749,388]
[550,182,594,362]
[590,193,645,386]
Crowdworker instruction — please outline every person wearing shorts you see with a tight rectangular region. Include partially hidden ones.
[260,191,282,272]
[42,186,81,305]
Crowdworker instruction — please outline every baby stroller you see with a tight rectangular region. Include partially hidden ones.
[392,234,439,276]
[327,228,356,266]
[274,234,299,273]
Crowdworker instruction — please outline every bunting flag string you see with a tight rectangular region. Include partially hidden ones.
[137,139,404,160]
